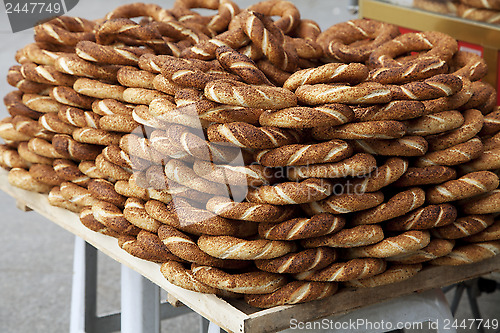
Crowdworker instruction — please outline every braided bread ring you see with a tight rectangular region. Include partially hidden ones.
[353,101,425,122]
[461,82,496,114]
[53,159,89,186]
[254,247,337,274]
[464,220,500,242]
[246,178,333,205]
[207,122,301,149]
[302,191,384,215]
[255,139,353,167]
[389,74,463,101]
[295,82,392,105]
[422,79,473,115]
[287,153,377,181]
[404,111,464,136]
[244,281,337,308]
[8,168,52,193]
[7,66,51,94]
[20,63,76,87]
[95,154,131,181]
[258,213,345,241]
[385,203,457,231]
[34,16,94,46]
[88,179,126,207]
[414,137,483,167]
[73,78,125,102]
[18,142,53,165]
[369,57,449,85]
[198,235,296,260]
[12,115,53,140]
[430,241,500,265]
[393,166,456,187]
[295,258,387,282]
[301,225,384,248]
[54,54,120,83]
[76,41,154,66]
[39,113,76,135]
[158,225,246,269]
[160,261,224,295]
[92,201,140,235]
[79,207,120,237]
[283,63,369,91]
[29,164,63,186]
[432,215,494,240]
[59,106,100,128]
[191,264,287,294]
[462,190,500,214]
[457,4,500,24]
[73,127,122,146]
[426,171,499,204]
[204,79,297,109]
[0,145,29,169]
[387,239,455,264]
[352,188,426,225]
[356,136,428,157]
[27,138,65,159]
[247,0,300,32]
[465,147,500,173]
[215,46,272,85]
[347,231,431,259]
[59,182,99,207]
[317,19,399,63]
[349,158,408,193]
[48,186,81,213]
[119,235,166,263]
[480,107,500,136]
[259,104,354,129]
[206,196,296,223]
[51,86,96,111]
[123,198,161,233]
[52,134,101,161]
[193,160,274,187]
[344,264,423,288]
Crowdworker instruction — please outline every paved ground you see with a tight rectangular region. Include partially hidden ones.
[0,0,499,332]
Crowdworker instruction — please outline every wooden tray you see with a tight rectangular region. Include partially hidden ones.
[1,167,499,333]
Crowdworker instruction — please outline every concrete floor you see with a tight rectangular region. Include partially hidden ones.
[0,0,499,332]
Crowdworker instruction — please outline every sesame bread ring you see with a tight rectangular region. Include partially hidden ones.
[461,0,500,9]
[117,66,156,89]
[4,90,42,119]
[115,179,149,202]
[422,78,473,115]
[58,106,100,129]
[102,145,137,170]
[389,74,463,101]
[385,204,458,231]
[344,264,422,288]
[450,50,488,81]
[48,186,81,213]
[246,0,300,33]
[88,178,126,207]
[465,82,497,114]
[118,235,166,263]
[76,41,154,66]
[191,264,287,294]
[215,46,273,86]
[17,142,54,165]
[28,138,65,159]
[352,188,426,225]
[92,201,140,236]
[7,65,51,94]
[151,73,177,95]
[301,225,384,249]
[39,113,76,135]
[8,168,52,193]
[105,2,171,21]
[464,220,500,242]
[258,213,346,241]
[256,59,291,86]
[369,31,457,69]
[123,88,170,106]
[18,43,70,66]
[462,190,500,214]
[246,178,334,205]
[295,258,387,283]
[239,10,297,72]
[99,114,138,133]
[432,214,494,239]
[207,122,301,149]
[158,225,247,269]
[457,4,500,24]
[197,103,264,125]
[295,82,392,106]
[0,118,32,142]
[283,63,369,91]
[78,161,109,181]
[145,199,257,237]
[414,137,483,167]
[302,191,384,215]
[259,104,355,129]
[349,158,408,193]
[404,111,464,136]
[53,159,89,187]
[480,107,500,136]
[426,171,499,204]
[369,57,449,85]
[287,153,377,181]
[73,78,126,102]
[95,154,131,181]
[255,140,353,168]
[20,63,76,87]
[193,160,275,187]
[0,145,29,169]
[387,239,455,264]
[483,132,500,151]
[353,100,425,122]
[204,79,297,109]
[206,196,297,223]
[60,182,100,207]
[313,120,406,141]
[120,134,164,164]
[123,198,161,233]
[244,281,338,308]
[198,235,296,260]
[29,164,64,186]
[426,109,484,151]
[52,134,101,161]
[73,127,122,146]
[393,166,457,187]
[136,230,184,263]
[12,115,53,140]
[430,241,500,265]
[54,54,120,83]
[34,16,94,46]
[92,99,134,117]
[347,230,431,259]
[317,19,399,63]
[79,207,120,237]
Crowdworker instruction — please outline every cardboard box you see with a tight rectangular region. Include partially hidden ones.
[360,0,500,105]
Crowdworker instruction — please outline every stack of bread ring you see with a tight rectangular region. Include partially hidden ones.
[2,0,500,309]
[457,0,500,24]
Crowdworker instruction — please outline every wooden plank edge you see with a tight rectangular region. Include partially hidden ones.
[0,169,250,333]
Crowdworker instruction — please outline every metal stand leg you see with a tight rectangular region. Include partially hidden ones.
[466,286,485,333]
[450,284,465,316]
[121,265,160,333]
[200,316,209,333]
[208,322,221,333]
